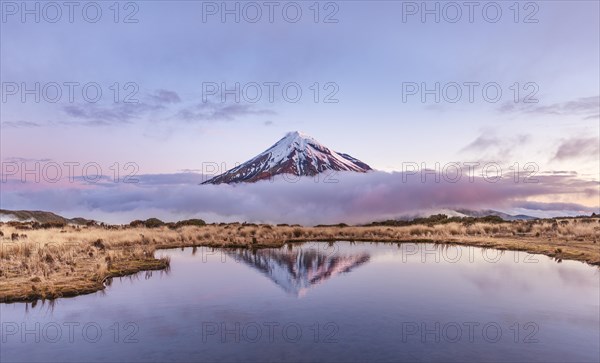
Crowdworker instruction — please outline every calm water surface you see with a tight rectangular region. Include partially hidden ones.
[1,242,599,362]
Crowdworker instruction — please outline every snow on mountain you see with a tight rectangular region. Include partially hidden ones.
[225,247,370,297]
[203,131,372,184]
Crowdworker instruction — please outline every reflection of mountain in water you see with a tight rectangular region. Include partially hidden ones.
[226,246,370,296]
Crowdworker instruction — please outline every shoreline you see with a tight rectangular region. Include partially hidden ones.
[1,220,598,303]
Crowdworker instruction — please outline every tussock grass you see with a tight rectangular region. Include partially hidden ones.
[1,217,599,302]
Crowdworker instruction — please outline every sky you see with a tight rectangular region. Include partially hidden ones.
[0,0,599,223]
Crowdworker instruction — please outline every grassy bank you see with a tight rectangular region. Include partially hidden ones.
[1,217,599,303]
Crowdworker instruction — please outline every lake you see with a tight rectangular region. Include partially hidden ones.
[1,242,599,362]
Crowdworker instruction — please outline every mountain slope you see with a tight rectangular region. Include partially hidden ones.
[203,131,372,184]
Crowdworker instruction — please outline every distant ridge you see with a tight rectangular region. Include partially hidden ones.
[0,209,94,225]
[453,209,537,221]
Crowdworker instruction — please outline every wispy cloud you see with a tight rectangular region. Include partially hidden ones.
[461,135,502,152]
[552,137,600,161]
[176,101,276,122]
[539,170,578,176]
[61,89,183,125]
[460,133,530,162]
[149,89,181,104]
[1,156,53,163]
[62,102,162,125]
[499,95,600,120]
[1,120,42,128]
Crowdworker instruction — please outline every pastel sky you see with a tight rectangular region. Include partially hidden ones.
[0,1,598,222]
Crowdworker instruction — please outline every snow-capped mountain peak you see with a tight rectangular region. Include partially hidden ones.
[203,131,372,184]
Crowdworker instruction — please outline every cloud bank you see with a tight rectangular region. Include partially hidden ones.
[1,171,597,225]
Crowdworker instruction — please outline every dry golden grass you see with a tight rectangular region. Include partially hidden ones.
[1,218,599,302]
